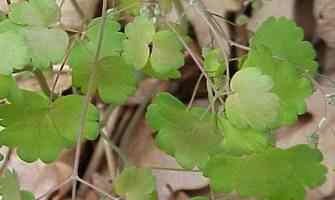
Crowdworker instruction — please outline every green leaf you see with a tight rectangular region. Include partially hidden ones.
[219,118,271,156]
[203,145,327,200]
[0,32,29,75]
[0,170,36,200]
[9,0,59,27]
[123,16,155,69]
[225,67,280,131]
[0,75,22,103]
[86,17,126,58]
[150,31,184,75]
[69,18,135,104]
[22,27,69,69]
[243,46,313,125]
[203,48,225,77]
[113,167,156,200]
[70,42,137,104]
[251,17,318,75]
[143,63,181,80]
[146,92,223,169]
[0,91,99,162]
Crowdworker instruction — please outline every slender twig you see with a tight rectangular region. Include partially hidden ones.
[71,0,108,199]
[230,40,250,51]
[36,177,72,200]
[188,73,204,109]
[77,177,119,200]
[101,132,129,166]
[166,22,223,104]
[50,39,76,101]
[33,69,52,97]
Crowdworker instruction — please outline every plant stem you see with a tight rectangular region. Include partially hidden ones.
[36,177,72,200]
[77,177,119,200]
[101,132,129,166]
[71,0,108,199]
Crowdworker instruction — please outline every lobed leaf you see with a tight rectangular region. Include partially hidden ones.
[225,67,280,131]
[123,16,155,69]
[0,32,29,74]
[203,145,327,200]
[0,91,99,162]
[150,31,184,75]
[243,46,313,125]
[9,0,59,27]
[251,17,318,75]
[146,92,223,169]
[113,167,156,200]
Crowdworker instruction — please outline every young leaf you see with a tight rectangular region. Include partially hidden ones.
[150,31,184,75]
[9,0,59,27]
[225,67,280,131]
[146,92,223,169]
[203,145,327,200]
[0,170,36,200]
[219,118,271,156]
[203,48,225,77]
[22,27,69,69]
[243,46,313,125]
[0,32,29,75]
[0,91,99,162]
[123,16,155,69]
[113,167,156,200]
[251,17,318,75]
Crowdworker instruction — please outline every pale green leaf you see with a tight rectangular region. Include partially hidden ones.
[9,0,59,27]
[86,17,126,58]
[251,17,318,75]
[22,27,69,69]
[150,31,184,75]
[0,91,99,162]
[125,16,155,43]
[146,92,223,169]
[113,167,156,200]
[225,67,280,131]
[0,32,29,75]
[243,46,313,125]
[203,145,327,200]
[123,16,155,69]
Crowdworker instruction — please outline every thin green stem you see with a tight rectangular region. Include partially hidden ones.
[101,132,129,166]
[71,0,108,199]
